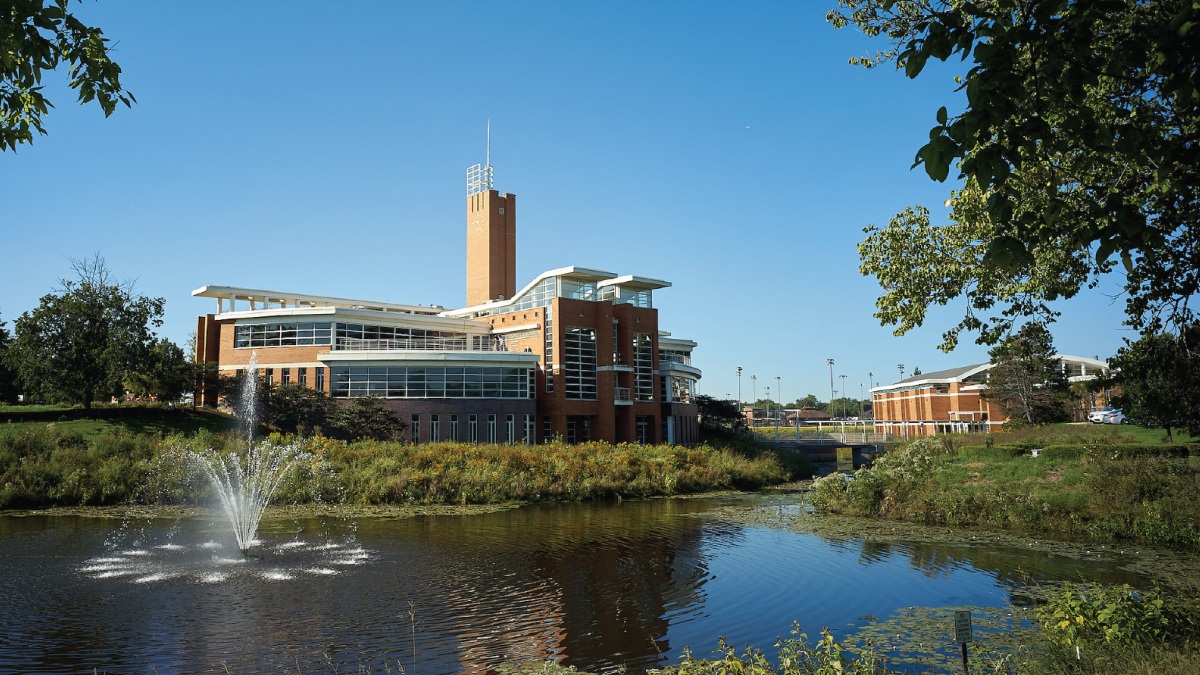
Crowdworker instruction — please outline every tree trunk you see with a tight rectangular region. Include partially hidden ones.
[1167,426,1174,442]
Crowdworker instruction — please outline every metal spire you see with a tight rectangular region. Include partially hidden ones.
[487,119,491,167]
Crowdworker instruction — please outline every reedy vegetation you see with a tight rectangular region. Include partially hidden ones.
[0,424,788,509]
[811,432,1200,549]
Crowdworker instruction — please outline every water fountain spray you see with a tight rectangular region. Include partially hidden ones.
[190,352,307,554]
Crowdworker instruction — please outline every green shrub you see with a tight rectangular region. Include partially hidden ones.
[1038,583,1200,649]
[960,444,1028,459]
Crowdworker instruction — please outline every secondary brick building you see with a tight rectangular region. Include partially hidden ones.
[870,356,1108,436]
[193,158,701,445]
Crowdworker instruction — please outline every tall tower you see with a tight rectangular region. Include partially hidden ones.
[465,128,516,307]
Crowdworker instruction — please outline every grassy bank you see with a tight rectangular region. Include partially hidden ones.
[810,429,1200,549]
[0,424,790,509]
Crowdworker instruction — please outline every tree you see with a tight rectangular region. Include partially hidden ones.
[263,384,338,435]
[333,395,406,441]
[981,323,1071,427]
[833,0,1200,346]
[0,309,16,403]
[9,255,164,408]
[695,395,745,429]
[1108,326,1200,441]
[2,0,136,151]
[123,338,191,403]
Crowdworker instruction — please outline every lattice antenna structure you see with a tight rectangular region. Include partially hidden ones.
[466,121,494,196]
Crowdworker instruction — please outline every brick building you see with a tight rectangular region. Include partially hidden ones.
[193,159,701,445]
[870,355,1108,436]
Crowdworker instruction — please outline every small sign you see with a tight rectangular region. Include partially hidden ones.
[954,610,973,644]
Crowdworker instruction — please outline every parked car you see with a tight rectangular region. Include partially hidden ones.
[1103,409,1130,425]
[1088,407,1114,424]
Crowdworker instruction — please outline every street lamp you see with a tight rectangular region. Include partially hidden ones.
[898,363,905,380]
[826,358,835,419]
[736,367,742,408]
[776,376,781,415]
[839,374,847,418]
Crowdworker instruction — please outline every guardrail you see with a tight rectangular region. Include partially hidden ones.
[752,430,897,446]
[615,387,632,402]
[334,338,504,352]
[659,354,692,365]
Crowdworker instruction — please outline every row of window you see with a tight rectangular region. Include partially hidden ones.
[564,327,598,399]
[234,322,470,349]
[250,367,326,390]
[331,366,532,399]
[410,413,535,444]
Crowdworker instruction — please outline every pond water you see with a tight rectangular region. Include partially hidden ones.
[0,494,1155,674]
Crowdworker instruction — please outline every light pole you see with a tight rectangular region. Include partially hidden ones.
[736,367,742,408]
[840,374,847,418]
[751,375,757,425]
[898,363,905,380]
[826,358,835,421]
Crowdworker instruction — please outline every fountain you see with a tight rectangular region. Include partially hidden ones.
[190,352,308,554]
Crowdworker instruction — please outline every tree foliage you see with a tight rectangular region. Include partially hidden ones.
[333,395,406,441]
[695,395,745,429]
[1108,325,1200,440]
[8,255,164,408]
[982,322,1072,426]
[123,338,190,403]
[263,383,339,435]
[2,0,136,151]
[0,309,16,403]
[835,0,1200,346]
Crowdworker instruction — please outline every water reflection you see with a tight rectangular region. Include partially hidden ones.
[0,496,1165,675]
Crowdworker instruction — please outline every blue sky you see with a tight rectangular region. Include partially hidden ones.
[0,0,1130,403]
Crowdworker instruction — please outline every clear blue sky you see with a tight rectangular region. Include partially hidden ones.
[0,0,1129,403]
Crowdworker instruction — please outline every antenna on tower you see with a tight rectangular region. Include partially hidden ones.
[466,121,495,196]
[487,119,491,167]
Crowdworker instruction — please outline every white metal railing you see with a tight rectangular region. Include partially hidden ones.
[752,430,897,446]
[615,387,632,402]
[659,353,692,365]
[334,337,505,352]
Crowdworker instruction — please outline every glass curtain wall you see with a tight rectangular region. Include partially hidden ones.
[565,327,598,400]
[633,333,654,401]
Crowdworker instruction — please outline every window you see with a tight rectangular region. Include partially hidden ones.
[634,333,654,401]
[487,414,497,444]
[565,416,592,444]
[637,416,652,444]
[524,414,534,444]
[234,322,332,348]
[236,369,245,378]
[565,327,598,400]
[544,307,554,393]
[449,414,459,441]
[469,414,478,443]
[315,367,325,390]
[329,367,531,399]
[430,414,440,442]
[671,376,696,404]
[658,349,692,365]
[411,414,420,443]
[612,320,619,364]
[281,368,290,385]
[506,414,515,444]
[298,368,307,385]
[543,416,552,444]
[265,368,274,385]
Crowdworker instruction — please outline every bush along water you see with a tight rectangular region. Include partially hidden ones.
[0,424,789,509]
[809,435,1200,549]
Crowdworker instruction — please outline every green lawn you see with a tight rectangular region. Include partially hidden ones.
[1,408,237,438]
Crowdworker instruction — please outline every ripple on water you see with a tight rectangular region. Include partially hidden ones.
[214,557,248,565]
[199,542,223,549]
[276,541,307,549]
[89,557,127,564]
[120,550,150,556]
[261,570,294,581]
[197,572,227,583]
[305,568,339,576]
[93,569,140,578]
[134,573,180,584]
[155,544,186,551]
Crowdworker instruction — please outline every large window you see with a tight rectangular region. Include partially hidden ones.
[659,349,691,365]
[544,307,554,393]
[634,333,654,401]
[235,322,332,348]
[564,327,597,400]
[330,367,532,399]
[671,375,696,404]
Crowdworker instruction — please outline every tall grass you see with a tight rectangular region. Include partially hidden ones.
[811,435,1200,548]
[0,425,789,509]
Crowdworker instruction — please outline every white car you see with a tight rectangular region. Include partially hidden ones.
[1103,409,1130,425]
[1088,407,1113,424]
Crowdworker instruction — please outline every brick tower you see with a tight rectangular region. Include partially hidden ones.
[465,131,516,307]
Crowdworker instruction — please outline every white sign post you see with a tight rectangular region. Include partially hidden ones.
[953,610,973,673]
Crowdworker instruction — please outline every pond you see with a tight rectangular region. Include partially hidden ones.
[0,493,1167,674]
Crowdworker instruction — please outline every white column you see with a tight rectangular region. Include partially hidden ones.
[229,293,237,311]
[217,298,223,313]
